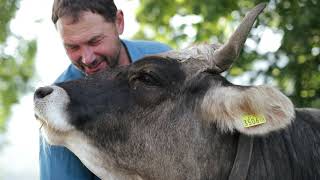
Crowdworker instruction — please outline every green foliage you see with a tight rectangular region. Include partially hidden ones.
[0,0,18,43]
[0,0,36,132]
[136,0,320,108]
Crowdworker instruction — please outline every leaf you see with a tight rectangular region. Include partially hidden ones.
[136,0,320,108]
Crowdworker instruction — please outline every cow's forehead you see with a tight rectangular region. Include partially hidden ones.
[131,55,179,68]
[128,55,186,81]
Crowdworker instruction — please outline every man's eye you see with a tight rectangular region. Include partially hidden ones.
[89,39,101,46]
[66,45,79,51]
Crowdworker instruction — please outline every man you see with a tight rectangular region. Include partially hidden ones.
[40,0,171,179]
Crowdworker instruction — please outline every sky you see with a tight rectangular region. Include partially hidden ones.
[0,0,139,179]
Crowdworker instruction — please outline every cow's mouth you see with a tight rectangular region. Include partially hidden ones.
[34,114,42,124]
[34,112,45,125]
[34,114,46,125]
[35,113,69,138]
[34,113,51,130]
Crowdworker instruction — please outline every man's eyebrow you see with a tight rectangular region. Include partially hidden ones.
[63,35,106,48]
[64,43,78,48]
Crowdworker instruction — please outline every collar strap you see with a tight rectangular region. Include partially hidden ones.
[228,134,254,180]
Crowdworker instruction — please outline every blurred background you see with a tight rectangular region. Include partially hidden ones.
[0,0,319,179]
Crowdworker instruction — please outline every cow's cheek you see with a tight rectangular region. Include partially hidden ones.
[131,86,168,107]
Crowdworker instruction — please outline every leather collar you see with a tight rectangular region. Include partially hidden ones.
[228,134,254,180]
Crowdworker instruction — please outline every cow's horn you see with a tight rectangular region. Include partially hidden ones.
[211,3,266,73]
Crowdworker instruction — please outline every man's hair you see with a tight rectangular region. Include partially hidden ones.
[52,0,118,25]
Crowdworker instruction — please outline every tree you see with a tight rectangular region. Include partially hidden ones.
[0,0,36,132]
[135,0,320,108]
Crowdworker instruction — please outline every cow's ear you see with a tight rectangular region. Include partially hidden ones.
[201,85,295,135]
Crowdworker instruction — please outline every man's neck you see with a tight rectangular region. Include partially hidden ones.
[118,42,132,66]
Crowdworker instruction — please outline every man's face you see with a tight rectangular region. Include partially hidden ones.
[56,11,125,75]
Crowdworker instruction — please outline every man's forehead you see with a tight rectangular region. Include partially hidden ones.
[57,11,105,26]
[56,12,109,44]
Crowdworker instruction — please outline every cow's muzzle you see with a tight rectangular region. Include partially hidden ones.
[34,86,54,100]
[33,85,73,132]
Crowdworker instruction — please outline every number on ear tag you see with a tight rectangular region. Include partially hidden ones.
[242,115,266,128]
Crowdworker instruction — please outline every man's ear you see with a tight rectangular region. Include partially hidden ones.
[115,10,124,35]
[201,85,295,135]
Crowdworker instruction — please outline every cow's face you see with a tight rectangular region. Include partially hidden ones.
[34,54,294,141]
[34,56,215,144]
[36,57,188,140]
[34,3,295,179]
[34,53,294,178]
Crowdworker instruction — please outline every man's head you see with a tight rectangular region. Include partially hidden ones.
[52,0,129,75]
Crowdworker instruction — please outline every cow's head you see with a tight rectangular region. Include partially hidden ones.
[34,3,294,179]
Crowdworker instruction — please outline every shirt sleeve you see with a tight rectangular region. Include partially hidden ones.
[39,136,99,180]
[54,64,85,84]
[122,40,172,62]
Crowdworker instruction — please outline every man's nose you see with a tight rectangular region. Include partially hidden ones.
[81,46,94,65]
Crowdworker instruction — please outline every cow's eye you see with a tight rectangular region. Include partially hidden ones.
[130,72,161,87]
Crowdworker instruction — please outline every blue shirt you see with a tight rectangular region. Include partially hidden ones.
[40,39,171,180]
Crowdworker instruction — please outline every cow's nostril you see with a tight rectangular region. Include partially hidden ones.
[35,87,54,99]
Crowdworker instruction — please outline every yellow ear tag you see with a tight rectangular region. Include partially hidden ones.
[242,115,266,128]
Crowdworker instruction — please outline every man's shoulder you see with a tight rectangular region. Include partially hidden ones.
[124,39,171,53]
[122,39,171,61]
[55,64,84,83]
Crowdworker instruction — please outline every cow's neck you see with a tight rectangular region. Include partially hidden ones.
[64,123,243,180]
[245,112,320,180]
[65,131,142,180]
[193,124,241,180]
[228,134,254,180]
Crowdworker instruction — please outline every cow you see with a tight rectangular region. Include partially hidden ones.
[34,3,320,180]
